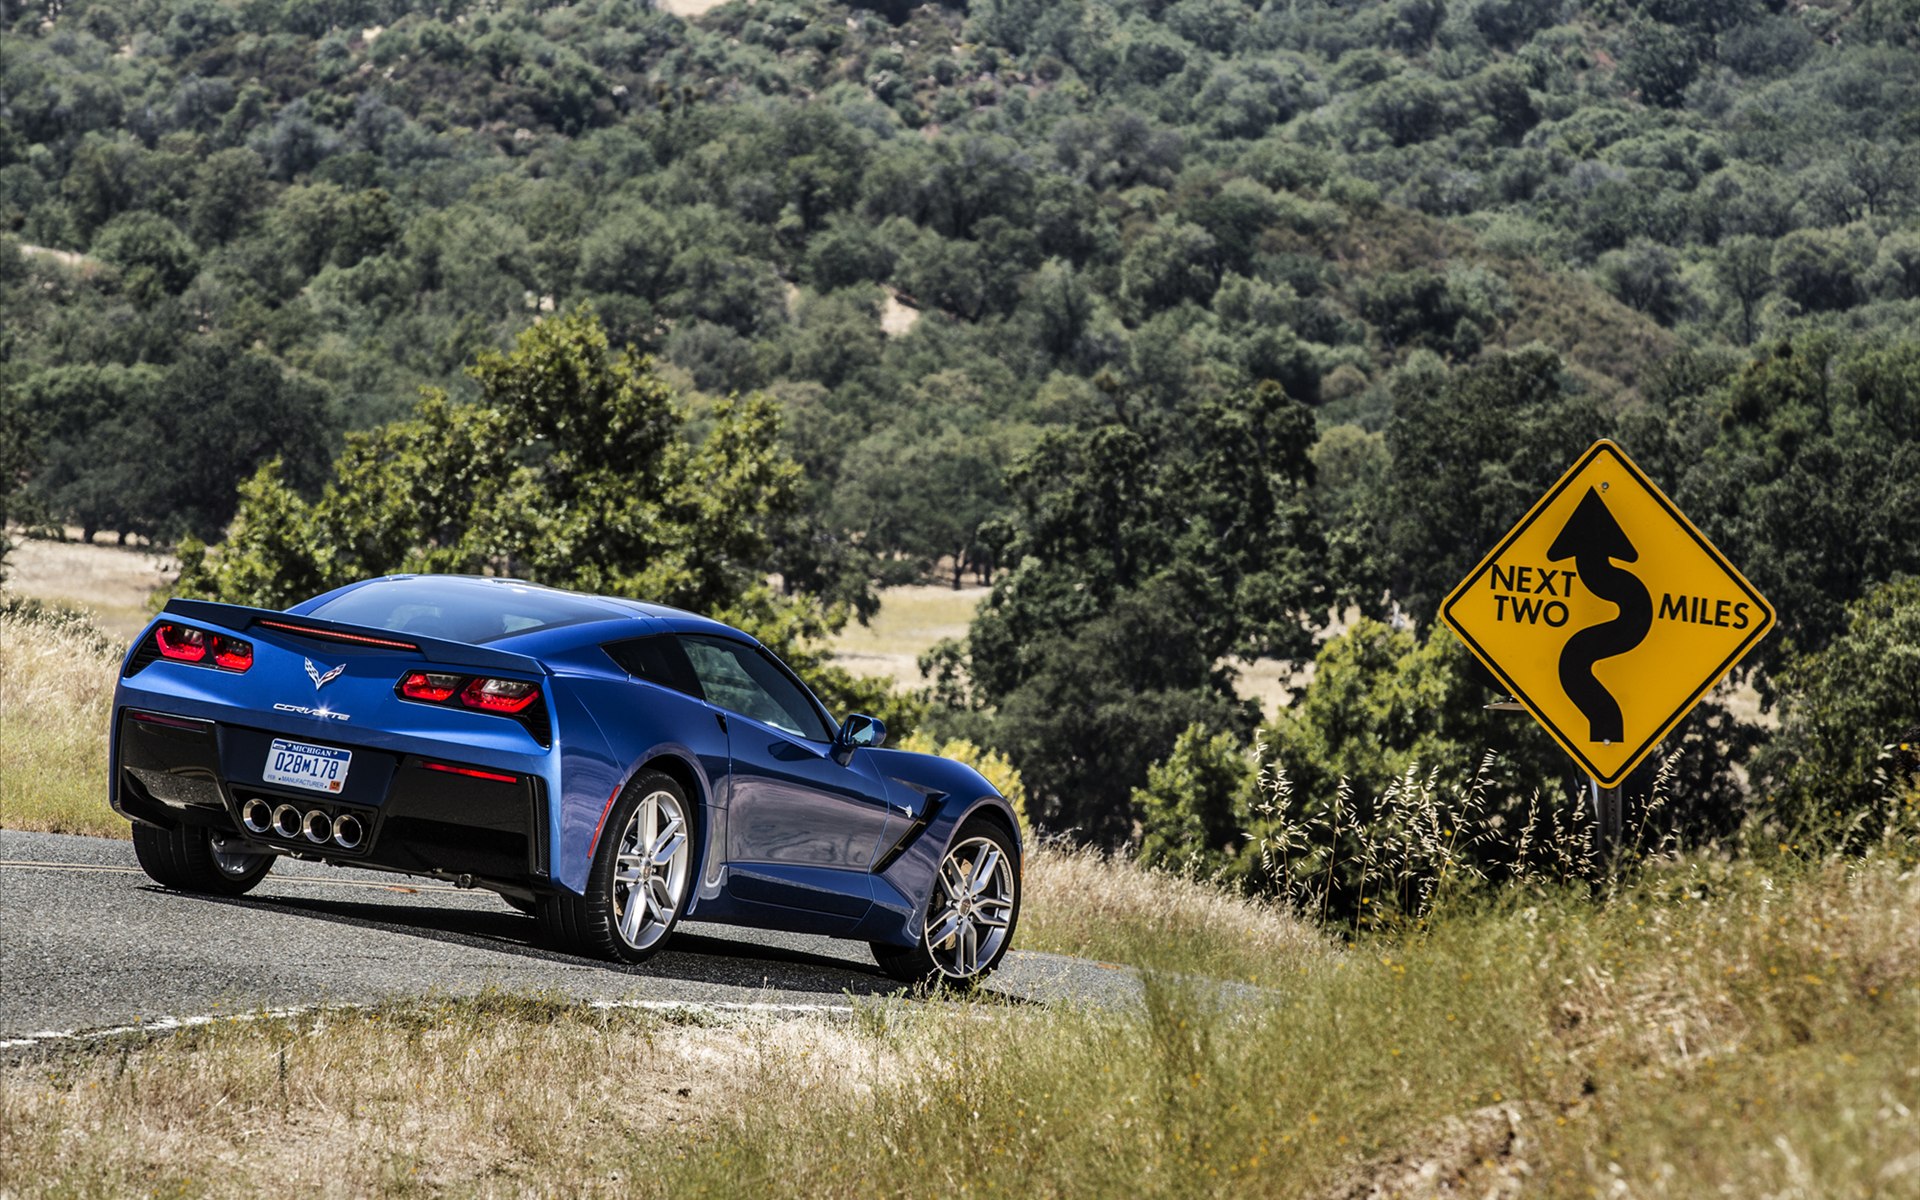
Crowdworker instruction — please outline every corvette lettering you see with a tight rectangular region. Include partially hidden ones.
[273,702,350,721]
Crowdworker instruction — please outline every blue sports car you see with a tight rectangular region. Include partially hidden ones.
[109,575,1023,984]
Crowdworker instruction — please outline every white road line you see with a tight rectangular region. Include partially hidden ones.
[591,998,853,1017]
[0,997,855,1051]
[0,1006,328,1051]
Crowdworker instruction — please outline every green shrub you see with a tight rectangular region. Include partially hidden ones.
[1131,723,1254,876]
[1236,619,1704,922]
[1759,576,1920,840]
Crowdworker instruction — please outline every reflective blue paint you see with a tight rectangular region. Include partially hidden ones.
[724,716,892,870]
[555,673,729,898]
[110,576,1017,953]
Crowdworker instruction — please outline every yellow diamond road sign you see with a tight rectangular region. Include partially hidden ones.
[1440,440,1776,787]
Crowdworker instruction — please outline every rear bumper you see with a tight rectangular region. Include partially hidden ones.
[112,706,551,888]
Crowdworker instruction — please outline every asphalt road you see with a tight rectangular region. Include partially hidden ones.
[0,830,1134,1043]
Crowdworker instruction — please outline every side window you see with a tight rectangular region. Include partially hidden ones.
[603,636,701,698]
[677,635,835,743]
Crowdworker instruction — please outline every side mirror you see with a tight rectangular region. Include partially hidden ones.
[836,713,887,751]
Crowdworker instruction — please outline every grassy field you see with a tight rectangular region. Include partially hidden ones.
[6,567,1917,1197]
[831,583,1301,717]
[3,853,1916,1197]
[828,582,987,692]
[0,604,119,838]
[2,535,172,641]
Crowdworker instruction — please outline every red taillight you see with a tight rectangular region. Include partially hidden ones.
[153,623,250,671]
[211,636,253,672]
[421,761,520,784]
[400,671,460,702]
[460,677,540,714]
[155,623,209,662]
[129,709,213,732]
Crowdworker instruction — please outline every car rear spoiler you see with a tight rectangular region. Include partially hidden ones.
[161,598,550,676]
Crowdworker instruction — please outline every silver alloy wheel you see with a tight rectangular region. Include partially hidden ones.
[611,789,690,952]
[208,833,266,878]
[925,836,1016,979]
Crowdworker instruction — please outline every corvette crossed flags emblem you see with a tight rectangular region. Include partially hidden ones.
[305,657,345,690]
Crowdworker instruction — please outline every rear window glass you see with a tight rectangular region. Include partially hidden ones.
[307,581,604,644]
[604,636,700,696]
[678,634,836,743]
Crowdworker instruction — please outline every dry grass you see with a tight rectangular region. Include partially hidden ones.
[0,604,120,838]
[1021,841,1332,985]
[15,243,104,277]
[1228,656,1313,722]
[6,854,1916,1198]
[879,288,921,337]
[0,996,901,1198]
[830,585,1303,717]
[3,534,174,641]
[1520,855,1920,1196]
[827,583,987,690]
[651,852,1920,1199]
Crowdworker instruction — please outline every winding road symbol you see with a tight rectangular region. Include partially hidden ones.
[1438,440,1776,787]
[1545,487,1651,744]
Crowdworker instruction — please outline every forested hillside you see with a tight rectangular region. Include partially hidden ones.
[4,0,1918,864]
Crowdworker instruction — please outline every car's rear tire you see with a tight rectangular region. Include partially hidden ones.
[131,822,273,896]
[538,770,695,963]
[873,817,1020,987]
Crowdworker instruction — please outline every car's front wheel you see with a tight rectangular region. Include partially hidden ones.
[538,770,695,963]
[132,822,273,896]
[873,818,1020,986]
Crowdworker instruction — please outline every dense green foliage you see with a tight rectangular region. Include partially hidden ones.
[6,0,1920,859]
[1132,722,1252,874]
[174,306,916,726]
[175,307,796,609]
[1759,576,1920,829]
[931,379,1329,836]
[0,389,26,582]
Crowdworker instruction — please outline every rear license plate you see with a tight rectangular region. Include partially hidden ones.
[263,739,352,794]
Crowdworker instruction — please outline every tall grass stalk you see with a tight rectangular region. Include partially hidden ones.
[1249,743,1707,930]
[0,599,120,837]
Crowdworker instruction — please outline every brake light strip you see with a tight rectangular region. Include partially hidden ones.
[255,620,419,651]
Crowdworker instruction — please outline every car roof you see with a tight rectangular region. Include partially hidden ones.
[292,574,750,644]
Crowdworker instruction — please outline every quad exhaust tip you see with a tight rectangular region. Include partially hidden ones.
[331,813,365,850]
[247,800,365,850]
[241,798,273,834]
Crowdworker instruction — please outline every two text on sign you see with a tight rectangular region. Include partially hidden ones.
[1440,440,1775,787]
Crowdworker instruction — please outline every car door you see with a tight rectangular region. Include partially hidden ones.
[676,634,892,918]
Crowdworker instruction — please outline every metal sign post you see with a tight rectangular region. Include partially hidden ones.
[1489,698,1625,862]
[1590,778,1621,861]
